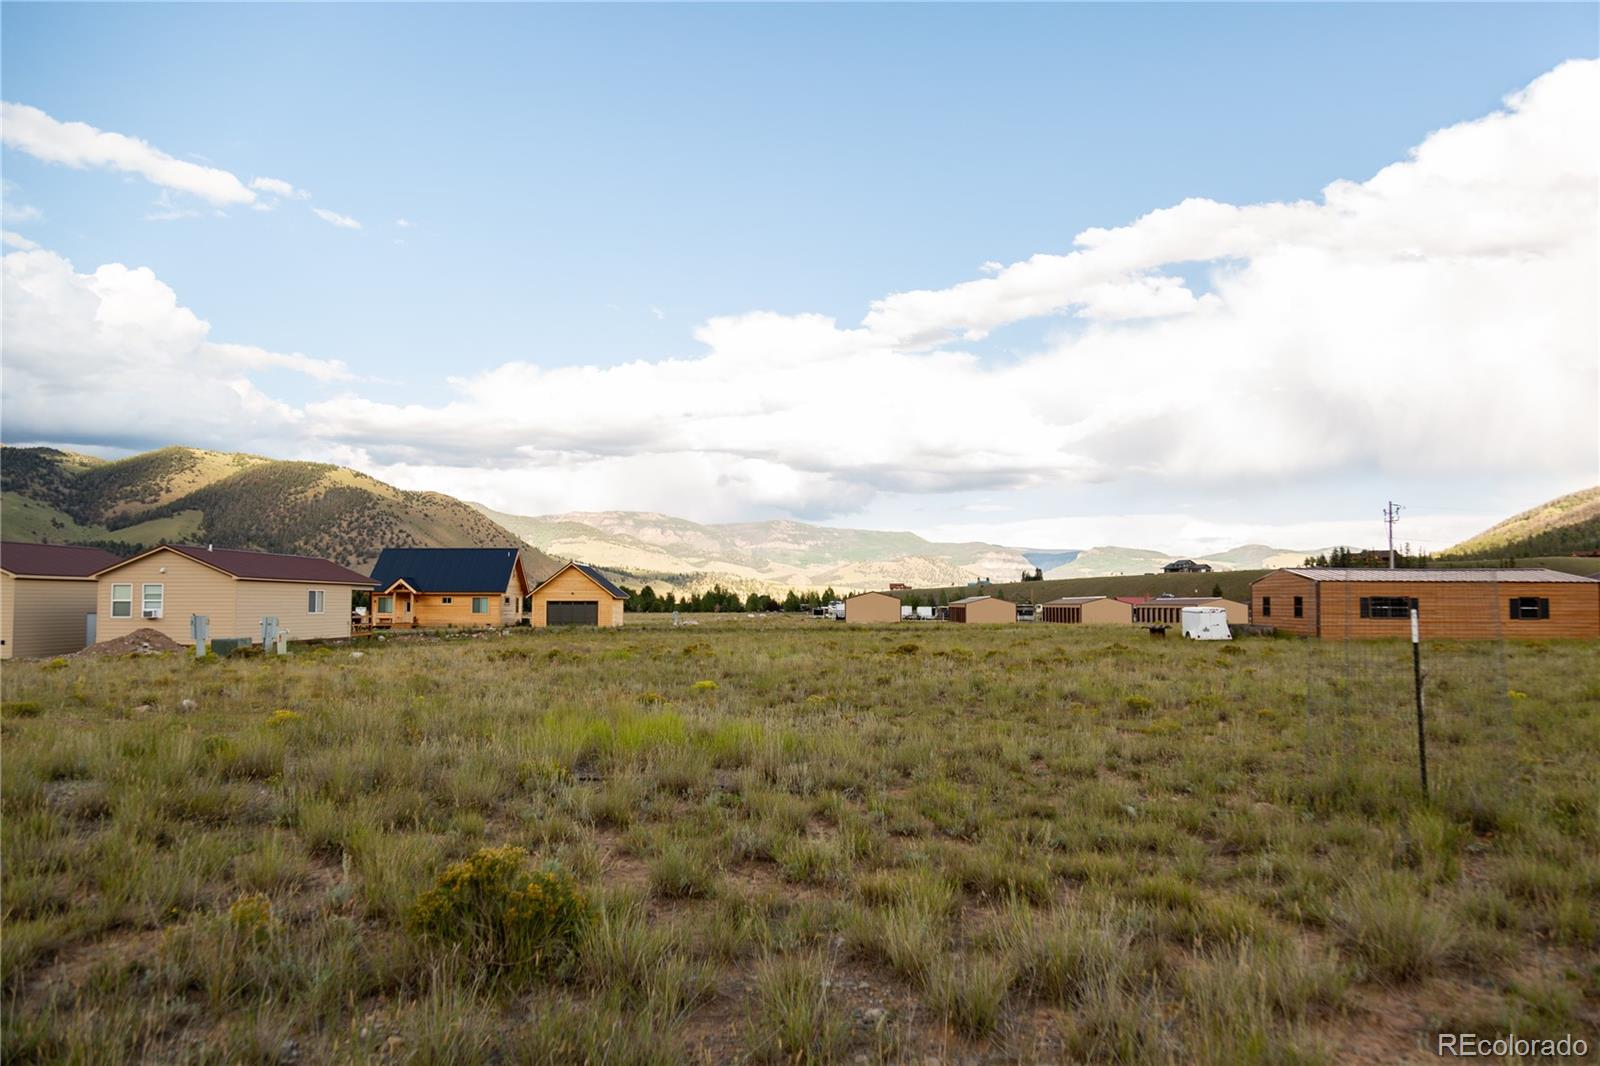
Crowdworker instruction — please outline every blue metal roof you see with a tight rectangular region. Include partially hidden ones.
[370,547,523,593]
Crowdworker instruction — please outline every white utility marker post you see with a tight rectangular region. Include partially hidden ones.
[1411,607,1428,799]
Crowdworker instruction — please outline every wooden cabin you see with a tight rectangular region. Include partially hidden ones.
[368,547,533,628]
[1250,567,1600,639]
[845,591,902,623]
[1041,595,1133,625]
[1133,596,1248,627]
[92,544,374,646]
[530,562,626,627]
[1,542,123,658]
[946,595,1016,624]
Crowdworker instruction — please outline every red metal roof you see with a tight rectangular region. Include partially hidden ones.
[1,541,124,578]
[100,544,374,585]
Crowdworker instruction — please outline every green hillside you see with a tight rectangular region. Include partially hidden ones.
[0,445,561,572]
[887,568,1266,605]
[1443,486,1600,559]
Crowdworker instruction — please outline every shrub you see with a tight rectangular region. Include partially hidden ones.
[409,845,589,979]
[690,680,719,692]
[748,952,849,1064]
[2,701,43,719]
[1332,871,1455,983]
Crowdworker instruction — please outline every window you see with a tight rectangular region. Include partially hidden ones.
[504,596,511,604]
[1360,596,1416,619]
[377,595,394,613]
[1261,596,1271,618]
[141,584,164,619]
[1293,596,1304,618]
[472,596,490,614]
[1509,597,1550,620]
[111,583,133,618]
[308,590,325,614]
[441,596,453,604]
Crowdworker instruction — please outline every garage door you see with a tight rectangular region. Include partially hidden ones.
[547,600,599,626]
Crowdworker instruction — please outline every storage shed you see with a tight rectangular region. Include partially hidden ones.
[845,591,902,623]
[1133,596,1248,627]
[530,562,627,627]
[1250,568,1600,640]
[1041,595,1134,625]
[92,544,374,646]
[1,542,123,659]
[946,595,1016,624]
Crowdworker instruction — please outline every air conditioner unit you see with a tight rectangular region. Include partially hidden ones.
[143,609,162,619]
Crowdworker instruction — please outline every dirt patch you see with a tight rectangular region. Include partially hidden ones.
[74,628,186,658]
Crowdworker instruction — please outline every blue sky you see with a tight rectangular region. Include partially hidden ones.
[3,4,1596,552]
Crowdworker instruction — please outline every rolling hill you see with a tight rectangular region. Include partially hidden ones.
[1443,486,1600,559]
[0,445,559,574]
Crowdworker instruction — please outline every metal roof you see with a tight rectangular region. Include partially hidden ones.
[949,595,995,605]
[99,544,374,585]
[1044,595,1108,605]
[370,547,522,592]
[1136,596,1232,606]
[1277,567,1594,584]
[531,561,629,600]
[1,541,123,578]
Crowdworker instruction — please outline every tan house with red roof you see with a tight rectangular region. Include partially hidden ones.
[92,544,375,646]
[1,542,124,659]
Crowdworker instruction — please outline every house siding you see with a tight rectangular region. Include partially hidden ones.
[845,592,902,623]
[1251,572,1318,636]
[1311,579,1598,640]
[532,567,624,627]
[0,575,99,658]
[96,552,237,645]
[234,581,356,642]
[411,592,505,628]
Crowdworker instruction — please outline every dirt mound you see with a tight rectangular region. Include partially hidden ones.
[75,628,186,658]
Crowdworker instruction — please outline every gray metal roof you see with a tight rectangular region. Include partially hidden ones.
[1277,567,1594,584]
[1044,595,1108,605]
[949,595,995,605]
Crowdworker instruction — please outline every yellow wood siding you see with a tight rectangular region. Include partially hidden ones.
[502,566,528,626]
[1251,572,1318,635]
[411,592,503,628]
[0,575,99,658]
[845,592,902,623]
[1310,579,1598,640]
[96,552,236,645]
[531,566,624,627]
[234,582,356,642]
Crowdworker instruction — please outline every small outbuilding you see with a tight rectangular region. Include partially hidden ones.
[845,591,902,623]
[1041,595,1134,625]
[93,544,375,647]
[1250,567,1600,640]
[946,595,1016,624]
[1,542,124,659]
[530,562,627,627]
[369,547,533,628]
[1133,596,1248,627]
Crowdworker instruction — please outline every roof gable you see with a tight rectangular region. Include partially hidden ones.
[95,544,374,585]
[532,561,628,600]
[370,547,524,593]
[1,541,124,578]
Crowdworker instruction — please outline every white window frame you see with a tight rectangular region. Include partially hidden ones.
[111,583,133,618]
[308,589,325,614]
[141,583,164,620]
[471,596,490,614]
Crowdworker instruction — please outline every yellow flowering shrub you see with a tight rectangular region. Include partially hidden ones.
[408,845,588,978]
[228,893,276,945]
[268,709,303,726]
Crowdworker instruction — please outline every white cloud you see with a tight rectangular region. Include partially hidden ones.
[396,218,413,228]
[312,207,362,230]
[1,230,38,250]
[1,248,349,449]
[144,189,204,222]
[650,305,666,321]
[250,176,310,200]
[3,61,1595,536]
[1,101,255,206]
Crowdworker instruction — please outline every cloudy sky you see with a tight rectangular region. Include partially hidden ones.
[2,4,1596,554]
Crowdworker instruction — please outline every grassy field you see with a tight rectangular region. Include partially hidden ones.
[2,617,1596,1063]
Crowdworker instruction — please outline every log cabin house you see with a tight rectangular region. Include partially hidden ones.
[367,547,533,628]
[1250,567,1600,639]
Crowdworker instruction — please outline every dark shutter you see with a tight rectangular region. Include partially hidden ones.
[1410,598,1419,614]
[1359,598,1370,618]
[1510,598,1519,619]
[1540,598,1549,619]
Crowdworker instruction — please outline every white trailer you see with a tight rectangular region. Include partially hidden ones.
[1181,606,1232,640]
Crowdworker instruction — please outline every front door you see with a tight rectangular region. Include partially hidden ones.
[547,600,599,626]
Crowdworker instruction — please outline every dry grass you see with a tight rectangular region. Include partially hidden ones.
[2,616,1596,1063]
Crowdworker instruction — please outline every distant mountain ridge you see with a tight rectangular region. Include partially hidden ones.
[1,445,560,574]
[1444,486,1600,559]
[476,505,1313,594]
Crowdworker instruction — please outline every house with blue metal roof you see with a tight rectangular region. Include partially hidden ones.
[367,547,533,628]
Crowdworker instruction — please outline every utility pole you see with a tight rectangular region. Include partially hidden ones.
[1384,501,1404,569]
